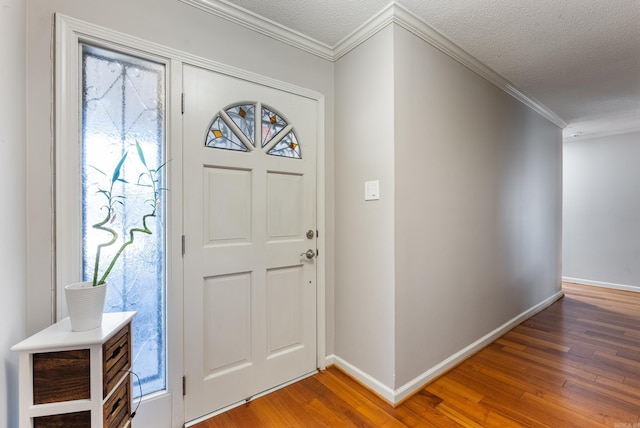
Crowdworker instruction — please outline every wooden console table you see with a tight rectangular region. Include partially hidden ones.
[12,312,135,427]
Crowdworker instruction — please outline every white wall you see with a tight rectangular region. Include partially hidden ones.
[333,22,562,395]
[334,26,397,388]
[0,0,27,426]
[25,0,335,353]
[23,0,565,411]
[563,131,640,290]
[393,25,562,388]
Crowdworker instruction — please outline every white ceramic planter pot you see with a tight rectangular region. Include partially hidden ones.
[64,281,107,332]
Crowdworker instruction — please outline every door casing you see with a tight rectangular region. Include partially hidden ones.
[54,14,326,427]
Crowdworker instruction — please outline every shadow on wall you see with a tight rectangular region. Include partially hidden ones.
[3,358,19,428]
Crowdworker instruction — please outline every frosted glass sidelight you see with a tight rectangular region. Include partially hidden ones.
[81,44,166,397]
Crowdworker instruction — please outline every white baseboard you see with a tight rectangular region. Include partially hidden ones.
[393,289,564,403]
[324,354,336,367]
[324,354,396,403]
[326,289,564,405]
[562,276,640,293]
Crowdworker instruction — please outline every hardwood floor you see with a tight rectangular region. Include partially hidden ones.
[194,283,640,427]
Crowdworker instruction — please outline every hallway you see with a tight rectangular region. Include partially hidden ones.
[195,283,640,427]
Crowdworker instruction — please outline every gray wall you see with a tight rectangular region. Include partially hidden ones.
[393,26,563,388]
[334,26,397,388]
[333,23,562,393]
[563,131,640,290]
[20,0,565,414]
[0,0,27,426]
[25,0,335,353]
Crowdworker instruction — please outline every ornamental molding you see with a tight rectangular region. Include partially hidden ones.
[179,0,567,128]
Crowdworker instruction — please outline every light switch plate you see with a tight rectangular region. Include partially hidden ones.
[364,180,380,201]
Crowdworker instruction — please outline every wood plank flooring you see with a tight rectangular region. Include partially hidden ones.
[194,283,640,427]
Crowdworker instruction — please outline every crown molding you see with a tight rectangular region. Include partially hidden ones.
[391,3,567,129]
[564,125,640,142]
[179,0,334,60]
[180,0,567,129]
[334,2,567,129]
[332,2,397,60]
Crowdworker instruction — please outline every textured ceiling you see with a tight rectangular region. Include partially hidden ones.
[223,0,640,138]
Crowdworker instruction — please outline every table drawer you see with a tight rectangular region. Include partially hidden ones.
[33,349,90,404]
[104,374,131,428]
[34,410,91,427]
[103,323,131,398]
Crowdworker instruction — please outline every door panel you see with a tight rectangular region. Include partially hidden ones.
[205,167,252,244]
[183,65,317,422]
[266,266,304,356]
[204,273,252,375]
[267,172,304,239]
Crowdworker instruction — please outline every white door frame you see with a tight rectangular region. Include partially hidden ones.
[55,14,325,427]
[55,14,185,428]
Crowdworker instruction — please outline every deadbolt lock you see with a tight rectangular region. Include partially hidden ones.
[306,229,315,239]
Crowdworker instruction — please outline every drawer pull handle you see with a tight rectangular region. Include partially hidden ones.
[110,397,121,415]
[110,346,122,359]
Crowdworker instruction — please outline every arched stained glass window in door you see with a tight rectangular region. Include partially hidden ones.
[225,104,255,145]
[261,106,287,147]
[268,131,300,158]
[205,102,301,159]
[206,116,248,152]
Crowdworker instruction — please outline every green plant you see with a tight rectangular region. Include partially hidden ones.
[91,141,165,286]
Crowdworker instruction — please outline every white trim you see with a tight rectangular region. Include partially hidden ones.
[324,353,336,367]
[179,0,567,129]
[331,2,396,60]
[167,58,186,428]
[563,125,640,142]
[333,2,566,128]
[393,290,564,403]
[316,95,327,370]
[389,3,566,129]
[55,14,183,428]
[54,14,82,319]
[562,276,640,293]
[55,14,328,427]
[55,15,321,102]
[326,354,396,403]
[178,0,334,60]
[328,290,564,405]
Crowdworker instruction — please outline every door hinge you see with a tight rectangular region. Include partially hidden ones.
[182,235,186,256]
[181,93,185,114]
[182,375,186,396]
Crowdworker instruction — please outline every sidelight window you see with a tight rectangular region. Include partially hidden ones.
[81,44,166,397]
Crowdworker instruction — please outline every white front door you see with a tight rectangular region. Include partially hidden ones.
[182,65,318,422]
